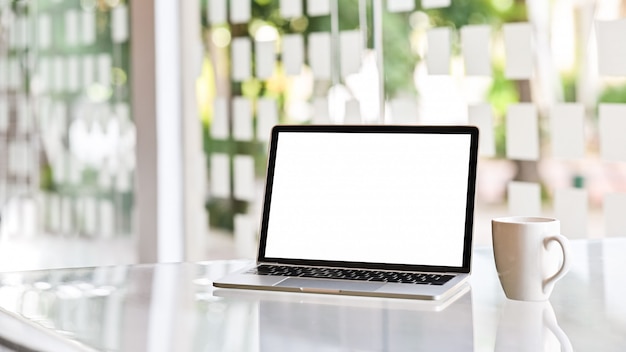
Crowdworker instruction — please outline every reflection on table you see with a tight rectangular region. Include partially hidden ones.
[495,299,572,352]
[0,239,625,351]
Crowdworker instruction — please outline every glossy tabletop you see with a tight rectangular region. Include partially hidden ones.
[0,239,625,351]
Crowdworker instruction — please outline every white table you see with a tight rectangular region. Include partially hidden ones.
[0,238,625,351]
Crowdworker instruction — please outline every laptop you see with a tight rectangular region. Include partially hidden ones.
[213,125,479,300]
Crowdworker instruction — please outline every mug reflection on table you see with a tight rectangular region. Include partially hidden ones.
[495,299,573,352]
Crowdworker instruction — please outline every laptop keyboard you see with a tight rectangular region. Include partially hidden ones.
[246,265,454,286]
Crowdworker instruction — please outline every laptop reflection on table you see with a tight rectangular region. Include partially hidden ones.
[214,286,474,351]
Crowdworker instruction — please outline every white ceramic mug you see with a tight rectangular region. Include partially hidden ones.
[491,217,571,301]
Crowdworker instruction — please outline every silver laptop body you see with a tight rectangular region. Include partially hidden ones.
[214,125,479,300]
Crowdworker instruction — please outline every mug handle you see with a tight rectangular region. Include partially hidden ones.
[542,234,571,294]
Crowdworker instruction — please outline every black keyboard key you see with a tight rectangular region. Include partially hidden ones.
[247,265,455,285]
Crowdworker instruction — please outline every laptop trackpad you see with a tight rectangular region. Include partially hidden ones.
[275,278,385,292]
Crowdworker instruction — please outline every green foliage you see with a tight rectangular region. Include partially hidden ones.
[561,72,578,103]
[488,65,519,157]
[598,84,626,104]
[428,0,499,28]
[492,1,528,22]
[39,164,55,191]
[488,65,519,116]
[594,83,626,124]
[381,11,418,96]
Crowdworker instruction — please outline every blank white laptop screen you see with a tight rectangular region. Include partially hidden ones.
[264,131,472,268]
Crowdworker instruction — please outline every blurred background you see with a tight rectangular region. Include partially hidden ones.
[1,0,626,271]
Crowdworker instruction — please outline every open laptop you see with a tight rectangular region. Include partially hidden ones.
[213,125,479,300]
